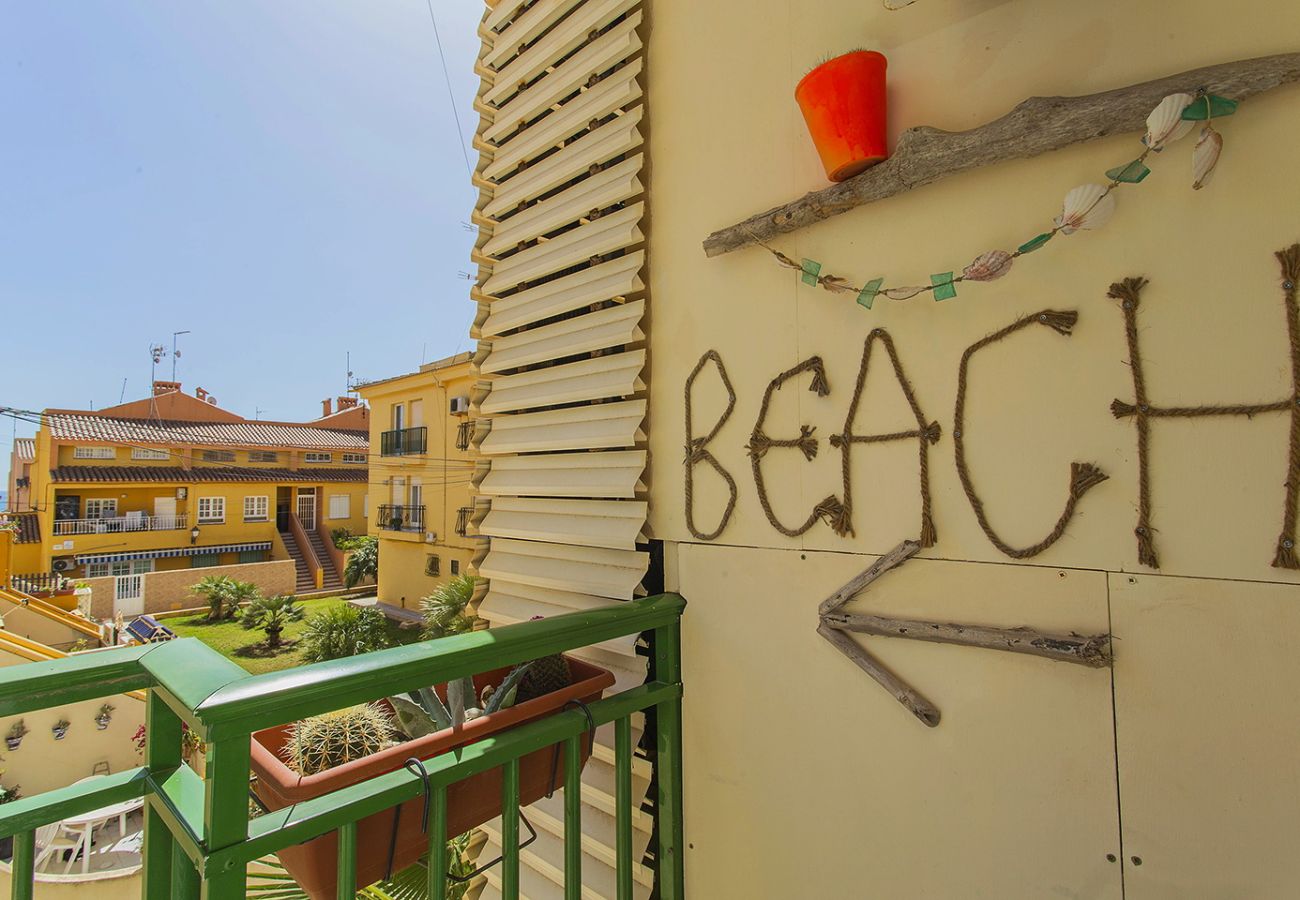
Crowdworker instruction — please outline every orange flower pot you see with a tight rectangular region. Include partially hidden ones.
[795,50,888,182]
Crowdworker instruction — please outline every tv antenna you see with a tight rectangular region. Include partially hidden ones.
[171,330,190,381]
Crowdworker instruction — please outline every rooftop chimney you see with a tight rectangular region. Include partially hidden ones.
[336,396,358,411]
[321,398,333,418]
[153,380,181,396]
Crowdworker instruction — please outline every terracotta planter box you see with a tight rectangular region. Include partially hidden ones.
[250,657,614,899]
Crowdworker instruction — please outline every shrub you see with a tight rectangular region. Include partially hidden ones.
[330,527,363,550]
[239,594,304,648]
[299,605,391,663]
[420,575,480,640]
[343,536,378,587]
[283,705,393,776]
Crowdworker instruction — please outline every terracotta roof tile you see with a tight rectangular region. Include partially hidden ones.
[45,414,367,451]
[3,512,40,544]
[50,466,369,484]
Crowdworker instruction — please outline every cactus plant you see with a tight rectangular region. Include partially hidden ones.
[283,704,393,776]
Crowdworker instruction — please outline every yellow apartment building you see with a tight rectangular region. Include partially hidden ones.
[2,381,370,617]
[355,352,476,611]
[6,437,33,513]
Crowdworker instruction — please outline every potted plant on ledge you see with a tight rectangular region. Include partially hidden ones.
[249,652,614,898]
[52,718,70,740]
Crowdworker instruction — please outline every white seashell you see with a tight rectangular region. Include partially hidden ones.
[882,285,927,301]
[1054,184,1116,235]
[1143,92,1196,151]
[962,250,1014,282]
[1192,125,1223,190]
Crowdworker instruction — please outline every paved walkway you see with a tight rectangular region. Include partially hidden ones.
[347,596,424,627]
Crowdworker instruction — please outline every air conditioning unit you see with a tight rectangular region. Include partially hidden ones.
[176,487,188,500]
[449,396,470,416]
[52,558,74,573]
[425,531,437,543]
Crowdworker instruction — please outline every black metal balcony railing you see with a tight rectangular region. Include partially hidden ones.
[455,506,472,538]
[455,420,473,451]
[380,426,428,457]
[377,504,425,532]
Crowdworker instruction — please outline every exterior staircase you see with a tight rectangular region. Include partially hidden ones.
[279,527,343,595]
[304,529,343,592]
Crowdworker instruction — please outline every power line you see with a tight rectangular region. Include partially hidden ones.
[0,406,477,468]
[424,0,475,181]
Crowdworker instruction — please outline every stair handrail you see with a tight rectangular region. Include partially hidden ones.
[0,587,101,639]
[312,521,347,586]
[286,513,324,591]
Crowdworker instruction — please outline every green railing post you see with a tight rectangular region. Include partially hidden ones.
[654,617,686,900]
[336,821,357,899]
[171,840,200,898]
[501,758,520,899]
[10,829,34,900]
[615,716,634,900]
[564,735,583,900]
[426,786,448,900]
[143,691,181,899]
[200,734,251,899]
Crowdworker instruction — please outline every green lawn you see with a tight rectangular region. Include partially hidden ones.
[166,597,425,675]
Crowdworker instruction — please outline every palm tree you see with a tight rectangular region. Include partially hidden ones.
[299,605,391,663]
[189,575,236,622]
[420,575,480,639]
[343,536,379,587]
[239,594,304,649]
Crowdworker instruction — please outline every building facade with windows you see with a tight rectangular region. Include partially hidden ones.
[356,352,476,610]
[4,382,369,609]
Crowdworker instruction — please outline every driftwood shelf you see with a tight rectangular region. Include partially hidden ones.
[702,52,1300,257]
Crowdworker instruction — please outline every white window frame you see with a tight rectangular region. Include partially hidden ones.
[328,494,350,520]
[131,447,169,460]
[73,446,115,459]
[304,452,332,463]
[342,452,366,464]
[87,559,153,578]
[200,449,236,463]
[248,450,279,463]
[196,497,226,524]
[84,498,118,519]
[243,495,269,522]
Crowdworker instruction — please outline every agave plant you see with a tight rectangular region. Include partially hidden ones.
[387,661,536,739]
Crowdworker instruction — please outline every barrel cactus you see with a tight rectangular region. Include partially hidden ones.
[284,704,393,776]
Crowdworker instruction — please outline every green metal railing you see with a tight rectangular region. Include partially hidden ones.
[0,593,686,899]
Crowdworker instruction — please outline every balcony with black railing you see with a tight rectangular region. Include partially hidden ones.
[380,426,428,457]
[455,506,472,538]
[377,503,425,532]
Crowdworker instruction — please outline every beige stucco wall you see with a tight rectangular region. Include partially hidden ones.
[80,560,296,620]
[645,1,1300,897]
[0,651,144,796]
[376,538,472,612]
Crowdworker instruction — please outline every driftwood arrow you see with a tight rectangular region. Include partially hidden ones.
[704,51,1300,257]
[816,540,1112,728]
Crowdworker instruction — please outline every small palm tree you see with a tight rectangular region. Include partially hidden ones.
[420,575,480,640]
[343,536,379,587]
[240,594,304,649]
[189,575,236,622]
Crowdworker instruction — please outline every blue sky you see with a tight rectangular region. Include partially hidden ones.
[0,2,483,482]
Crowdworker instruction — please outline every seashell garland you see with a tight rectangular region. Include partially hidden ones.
[1054,184,1116,235]
[882,286,927,301]
[962,250,1014,282]
[1192,125,1223,190]
[755,87,1240,312]
[1143,92,1196,151]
